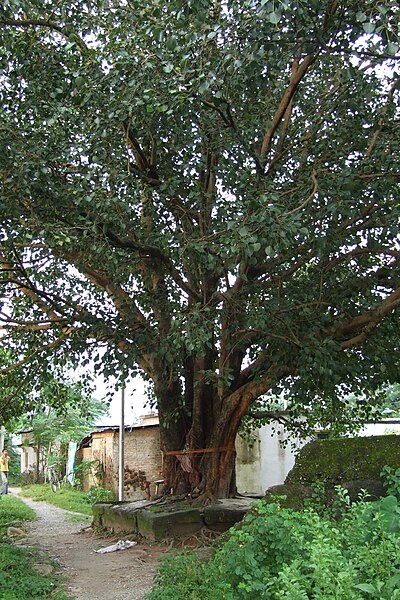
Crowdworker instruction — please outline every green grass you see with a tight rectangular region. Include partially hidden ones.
[66,512,92,524]
[0,495,69,599]
[0,545,69,599]
[0,494,36,539]
[19,484,94,515]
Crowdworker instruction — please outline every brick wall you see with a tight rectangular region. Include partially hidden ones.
[112,426,162,500]
[78,426,162,500]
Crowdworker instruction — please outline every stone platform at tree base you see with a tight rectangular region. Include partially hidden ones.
[92,497,257,541]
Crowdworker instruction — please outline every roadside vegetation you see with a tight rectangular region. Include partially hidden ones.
[147,476,400,600]
[0,495,68,599]
[0,494,36,538]
[19,484,113,515]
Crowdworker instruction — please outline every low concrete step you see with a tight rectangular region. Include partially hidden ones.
[92,497,256,540]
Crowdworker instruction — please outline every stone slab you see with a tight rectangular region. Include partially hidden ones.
[92,502,139,533]
[92,497,256,540]
[137,507,202,541]
[203,499,254,531]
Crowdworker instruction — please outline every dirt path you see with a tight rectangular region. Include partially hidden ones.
[13,490,165,600]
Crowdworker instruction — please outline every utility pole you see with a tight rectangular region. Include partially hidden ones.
[0,426,5,451]
[118,386,125,502]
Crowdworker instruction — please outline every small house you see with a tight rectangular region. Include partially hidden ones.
[17,429,46,482]
[77,413,162,500]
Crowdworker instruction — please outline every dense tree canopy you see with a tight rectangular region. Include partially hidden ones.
[0,0,399,497]
[0,347,95,421]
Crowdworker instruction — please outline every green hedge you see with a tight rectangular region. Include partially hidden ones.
[146,494,400,599]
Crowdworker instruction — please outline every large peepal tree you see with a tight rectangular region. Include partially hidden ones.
[0,0,399,499]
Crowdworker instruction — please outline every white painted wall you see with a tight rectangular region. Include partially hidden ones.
[259,423,306,492]
[236,423,307,495]
[236,419,400,496]
[20,443,38,473]
[358,420,400,437]
[235,431,262,495]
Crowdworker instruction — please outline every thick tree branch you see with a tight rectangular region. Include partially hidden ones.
[246,409,291,424]
[0,321,67,331]
[331,287,400,349]
[0,17,88,52]
[0,250,66,323]
[324,248,400,272]
[103,228,202,301]
[366,78,400,157]
[221,363,296,426]
[285,168,318,216]
[260,53,317,163]
[0,331,75,374]
[61,252,149,328]
[122,120,159,182]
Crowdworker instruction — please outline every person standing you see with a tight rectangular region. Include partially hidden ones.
[0,448,10,494]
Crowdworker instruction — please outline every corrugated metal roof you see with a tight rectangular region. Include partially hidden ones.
[78,421,159,448]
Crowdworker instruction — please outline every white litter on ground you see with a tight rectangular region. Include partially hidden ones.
[95,540,137,554]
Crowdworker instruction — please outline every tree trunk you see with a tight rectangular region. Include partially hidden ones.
[199,442,237,499]
[157,379,242,499]
[155,378,192,495]
[159,430,238,499]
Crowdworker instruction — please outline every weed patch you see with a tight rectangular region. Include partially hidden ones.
[19,484,94,515]
[0,544,69,599]
[0,495,68,599]
[146,491,400,599]
[0,495,36,539]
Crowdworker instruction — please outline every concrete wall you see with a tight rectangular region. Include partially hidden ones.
[358,420,400,437]
[235,432,262,495]
[79,417,400,499]
[259,423,306,492]
[19,432,43,476]
[82,430,116,492]
[81,446,101,490]
[20,441,38,473]
[236,424,306,495]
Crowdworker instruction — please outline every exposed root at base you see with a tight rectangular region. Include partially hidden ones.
[190,491,221,506]
[180,527,223,546]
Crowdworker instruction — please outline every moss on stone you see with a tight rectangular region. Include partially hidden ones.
[146,500,194,513]
[264,484,314,510]
[285,435,400,488]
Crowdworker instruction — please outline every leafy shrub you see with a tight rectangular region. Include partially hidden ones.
[147,552,209,600]
[20,469,44,486]
[381,465,400,498]
[85,486,114,504]
[75,459,104,490]
[146,495,400,600]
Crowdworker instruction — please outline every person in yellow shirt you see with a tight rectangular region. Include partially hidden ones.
[1,448,10,495]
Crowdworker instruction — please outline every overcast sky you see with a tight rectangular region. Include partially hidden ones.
[93,374,151,426]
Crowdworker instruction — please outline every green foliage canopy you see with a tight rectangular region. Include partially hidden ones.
[0,1,399,452]
[15,391,108,452]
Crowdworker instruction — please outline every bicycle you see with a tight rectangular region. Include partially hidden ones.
[47,464,61,493]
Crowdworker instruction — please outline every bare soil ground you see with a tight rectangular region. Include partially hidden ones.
[13,491,167,600]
